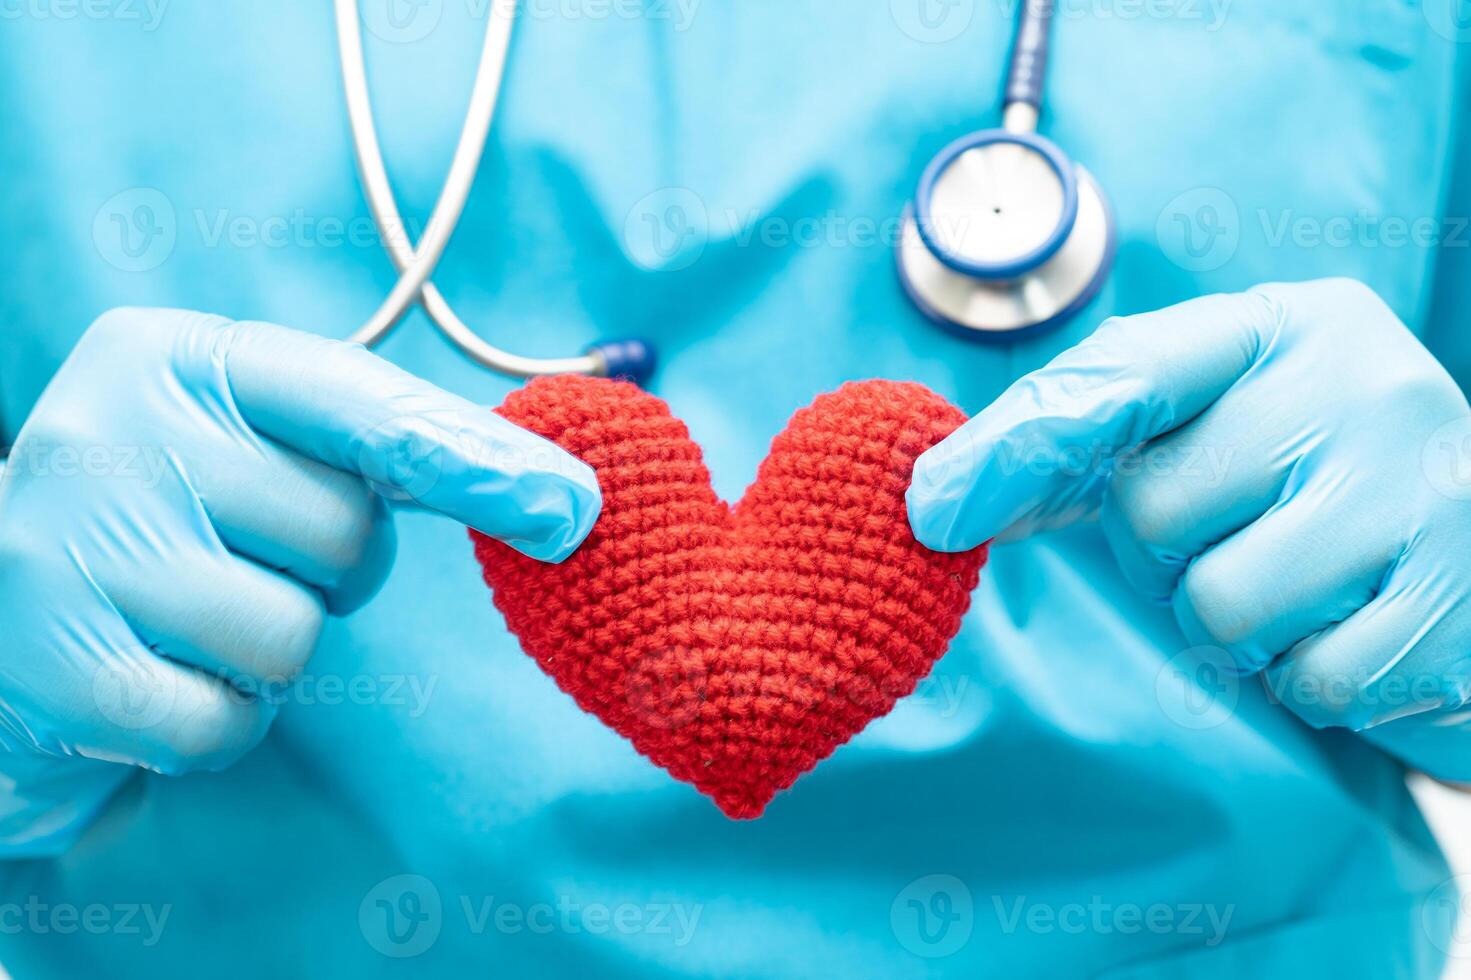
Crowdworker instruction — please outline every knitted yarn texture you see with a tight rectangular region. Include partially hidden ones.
[472,375,988,818]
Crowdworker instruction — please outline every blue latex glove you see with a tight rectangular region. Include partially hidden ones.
[0,308,599,853]
[909,278,1471,776]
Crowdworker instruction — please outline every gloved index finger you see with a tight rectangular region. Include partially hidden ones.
[907,290,1278,552]
[222,319,600,563]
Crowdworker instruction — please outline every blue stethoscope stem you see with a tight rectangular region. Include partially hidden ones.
[1005,0,1054,113]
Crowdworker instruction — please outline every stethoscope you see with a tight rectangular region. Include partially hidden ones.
[897,0,1116,339]
[334,0,1114,384]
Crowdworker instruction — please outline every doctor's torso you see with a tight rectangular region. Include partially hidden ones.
[0,2,1464,977]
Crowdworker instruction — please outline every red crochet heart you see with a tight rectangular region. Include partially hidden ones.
[471,376,987,818]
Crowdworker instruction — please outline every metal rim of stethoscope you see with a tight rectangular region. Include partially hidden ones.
[896,147,1117,340]
[915,130,1080,280]
[897,203,1116,341]
[333,0,655,384]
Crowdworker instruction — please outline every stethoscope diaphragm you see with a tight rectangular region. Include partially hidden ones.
[897,129,1115,339]
[895,0,1116,340]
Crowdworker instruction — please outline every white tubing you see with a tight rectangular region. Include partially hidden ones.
[335,0,601,376]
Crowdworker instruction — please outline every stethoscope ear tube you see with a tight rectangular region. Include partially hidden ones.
[334,0,655,383]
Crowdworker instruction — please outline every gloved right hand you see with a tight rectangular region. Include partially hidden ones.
[0,308,600,854]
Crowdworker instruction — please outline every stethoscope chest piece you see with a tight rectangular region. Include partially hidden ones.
[896,0,1117,340]
[897,128,1115,340]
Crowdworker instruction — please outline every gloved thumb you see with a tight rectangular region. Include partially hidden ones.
[906,290,1277,551]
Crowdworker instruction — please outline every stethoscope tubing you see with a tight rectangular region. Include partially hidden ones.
[1005,0,1053,113]
[334,0,611,378]
[336,0,1103,378]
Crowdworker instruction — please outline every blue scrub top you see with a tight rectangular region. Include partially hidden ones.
[0,2,1468,976]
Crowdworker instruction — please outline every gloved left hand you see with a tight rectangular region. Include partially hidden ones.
[908,278,1471,776]
[0,307,601,855]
